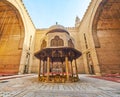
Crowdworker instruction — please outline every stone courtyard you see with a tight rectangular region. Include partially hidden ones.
[0,74,120,97]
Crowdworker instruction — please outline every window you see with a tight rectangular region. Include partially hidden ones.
[84,33,88,49]
[29,36,32,50]
[68,39,74,48]
[41,40,47,49]
[51,36,64,46]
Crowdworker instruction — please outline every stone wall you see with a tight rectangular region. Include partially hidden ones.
[0,0,36,74]
[97,29,120,74]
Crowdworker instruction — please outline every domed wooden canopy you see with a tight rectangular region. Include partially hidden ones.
[35,24,82,83]
[34,47,82,62]
[46,24,69,35]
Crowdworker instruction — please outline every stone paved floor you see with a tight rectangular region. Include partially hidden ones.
[0,74,120,97]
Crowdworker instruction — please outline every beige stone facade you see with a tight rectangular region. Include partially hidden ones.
[78,0,120,75]
[0,0,35,74]
[0,0,120,75]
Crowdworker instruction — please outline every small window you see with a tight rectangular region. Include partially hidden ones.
[68,39,74,48]
[84,33,88,49]
[51,36,64,46]
[41,40,47,49]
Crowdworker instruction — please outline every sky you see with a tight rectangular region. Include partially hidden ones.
[23,0,91,28]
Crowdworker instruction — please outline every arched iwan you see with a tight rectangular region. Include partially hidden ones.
[92,0,120,74]
[0,0,25,75]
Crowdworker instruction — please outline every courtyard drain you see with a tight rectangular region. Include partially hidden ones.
[0,81,9,83]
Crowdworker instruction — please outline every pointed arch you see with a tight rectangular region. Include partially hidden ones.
[92,0,120,74]
[0,0,25,74]
[51,36,64,47]
[68,39,74,48]
[41,39,47,49]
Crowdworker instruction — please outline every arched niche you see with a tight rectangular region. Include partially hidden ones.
[0,0,25,75]
[51,36,64,47]
[41,40,47,49]
[68,39,74,48]
[92,0,120,74]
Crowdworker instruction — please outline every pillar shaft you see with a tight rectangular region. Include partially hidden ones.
[65,56,69,81]
[62,62,64,76]
[47,57,50,82]
[75,59,78,78]
[43,61,45,76]
[38,59,41,79]
[51,62,53,76]
[39,60,41,76]
[71,61,73,77]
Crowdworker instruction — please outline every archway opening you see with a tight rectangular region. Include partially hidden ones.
[93,0,120,74]
[0,1,24,75]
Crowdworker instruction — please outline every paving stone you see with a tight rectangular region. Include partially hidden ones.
[0,74,120,97]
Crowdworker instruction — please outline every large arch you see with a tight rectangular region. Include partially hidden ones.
[92,0,120,74]
[0,0,24,75]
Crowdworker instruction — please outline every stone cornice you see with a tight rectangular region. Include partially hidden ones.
[78,0,93,28]
[20,0,36,29]
[66,27,76,30]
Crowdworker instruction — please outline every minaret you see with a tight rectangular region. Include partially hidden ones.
[56,22,58,25]
[75,16,80,27]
